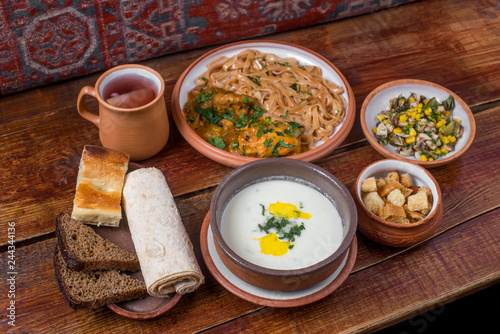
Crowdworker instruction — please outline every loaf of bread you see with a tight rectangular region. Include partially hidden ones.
[56,212,140,272]
[71,145,129,227]
[122,167,204,296]
[54,246,147,309]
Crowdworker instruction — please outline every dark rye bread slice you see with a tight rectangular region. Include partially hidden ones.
[54,246,147,309]
[55,212,140,272]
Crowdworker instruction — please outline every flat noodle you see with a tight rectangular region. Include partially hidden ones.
[189,49,346,148]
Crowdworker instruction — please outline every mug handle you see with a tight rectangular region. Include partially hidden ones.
[77,86,100,127]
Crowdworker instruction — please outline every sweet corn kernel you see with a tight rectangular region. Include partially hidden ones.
[424,108,432,116]
[372,127,377,134]
[441,148,449,154]
[393,127,402,134]
[454,118,462,124]
[409,96,416,102]
[399,114,408,123]
[448,135,456,143]
[442,137,449,144]
[415,114,422,121]
[383,119,391,124]
[436,121,443,128]
[429,157,434,161]
[420,155,428,162]
[445,111,451,117]
[405,136,415,144]
[376,115,386,121]
[409,128,417,136]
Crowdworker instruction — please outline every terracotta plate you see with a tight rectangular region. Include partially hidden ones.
[92,163,181,319]
[171,40,356,167]
[361,79,476,167]
[200,212,357,307]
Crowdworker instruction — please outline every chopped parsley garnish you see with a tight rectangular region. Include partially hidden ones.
[208,137,225,149]
[257,124,264,137]
[272,138,295,157]
[280,223,305,243]
[258,206,306,247]
[187,87,304,158]
[195,105,222,124]
[235,114,249,128]
[196,87,215,103]
[263,138,273,147]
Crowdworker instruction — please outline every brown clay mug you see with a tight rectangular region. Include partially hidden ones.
[77,64,169,161]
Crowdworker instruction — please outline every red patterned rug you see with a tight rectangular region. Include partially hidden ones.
[0,0,417,95]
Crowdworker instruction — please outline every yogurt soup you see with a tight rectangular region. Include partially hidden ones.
[220,179,344,270]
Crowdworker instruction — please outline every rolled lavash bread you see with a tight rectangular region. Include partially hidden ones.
[122,167,204,296]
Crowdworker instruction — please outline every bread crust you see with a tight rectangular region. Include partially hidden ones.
[56,212,140,272]
[72,145,129,227]
[54,246,147,310]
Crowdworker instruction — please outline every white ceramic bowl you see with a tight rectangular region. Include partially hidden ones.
[171,40,356,167]
[361,79,476,167]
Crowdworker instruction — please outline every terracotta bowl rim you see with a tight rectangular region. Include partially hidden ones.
[360,78,476,167]
[353,158,442,229]
[171,39,356,168]
[209,158,357,277]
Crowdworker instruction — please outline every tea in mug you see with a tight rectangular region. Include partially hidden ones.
[103,74,157,108]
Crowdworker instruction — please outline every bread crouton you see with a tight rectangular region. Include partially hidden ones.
[385,171,399,183]
[407,189,431,212]
[409,186,420,196]
[361,177,378,193]
[387,189,405,206]
[420,208,431,215]
[376,178,387,189]
[400,173,412,188]
[378,203,406,220]
[362,192,385,214]
[419,186,433,203]
[406,209,427,222]
[360,171,434,224]
[379,181,402,197]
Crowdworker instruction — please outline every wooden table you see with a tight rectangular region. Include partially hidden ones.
[2,0,499,332]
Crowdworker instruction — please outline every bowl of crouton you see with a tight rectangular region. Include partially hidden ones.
[351,159,442,247]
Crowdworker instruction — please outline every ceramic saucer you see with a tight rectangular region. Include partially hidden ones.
[200,212,357,307]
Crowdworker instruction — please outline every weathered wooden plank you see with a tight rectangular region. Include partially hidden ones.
[205,209,500,334]
[3,207,497,334]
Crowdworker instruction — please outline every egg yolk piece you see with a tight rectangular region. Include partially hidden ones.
[268,202,312,219]
[257,233,290,256]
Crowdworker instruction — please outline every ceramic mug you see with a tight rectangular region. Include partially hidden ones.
[77,64,169,161]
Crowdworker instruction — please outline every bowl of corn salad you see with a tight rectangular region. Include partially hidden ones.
[361,79,476,167]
